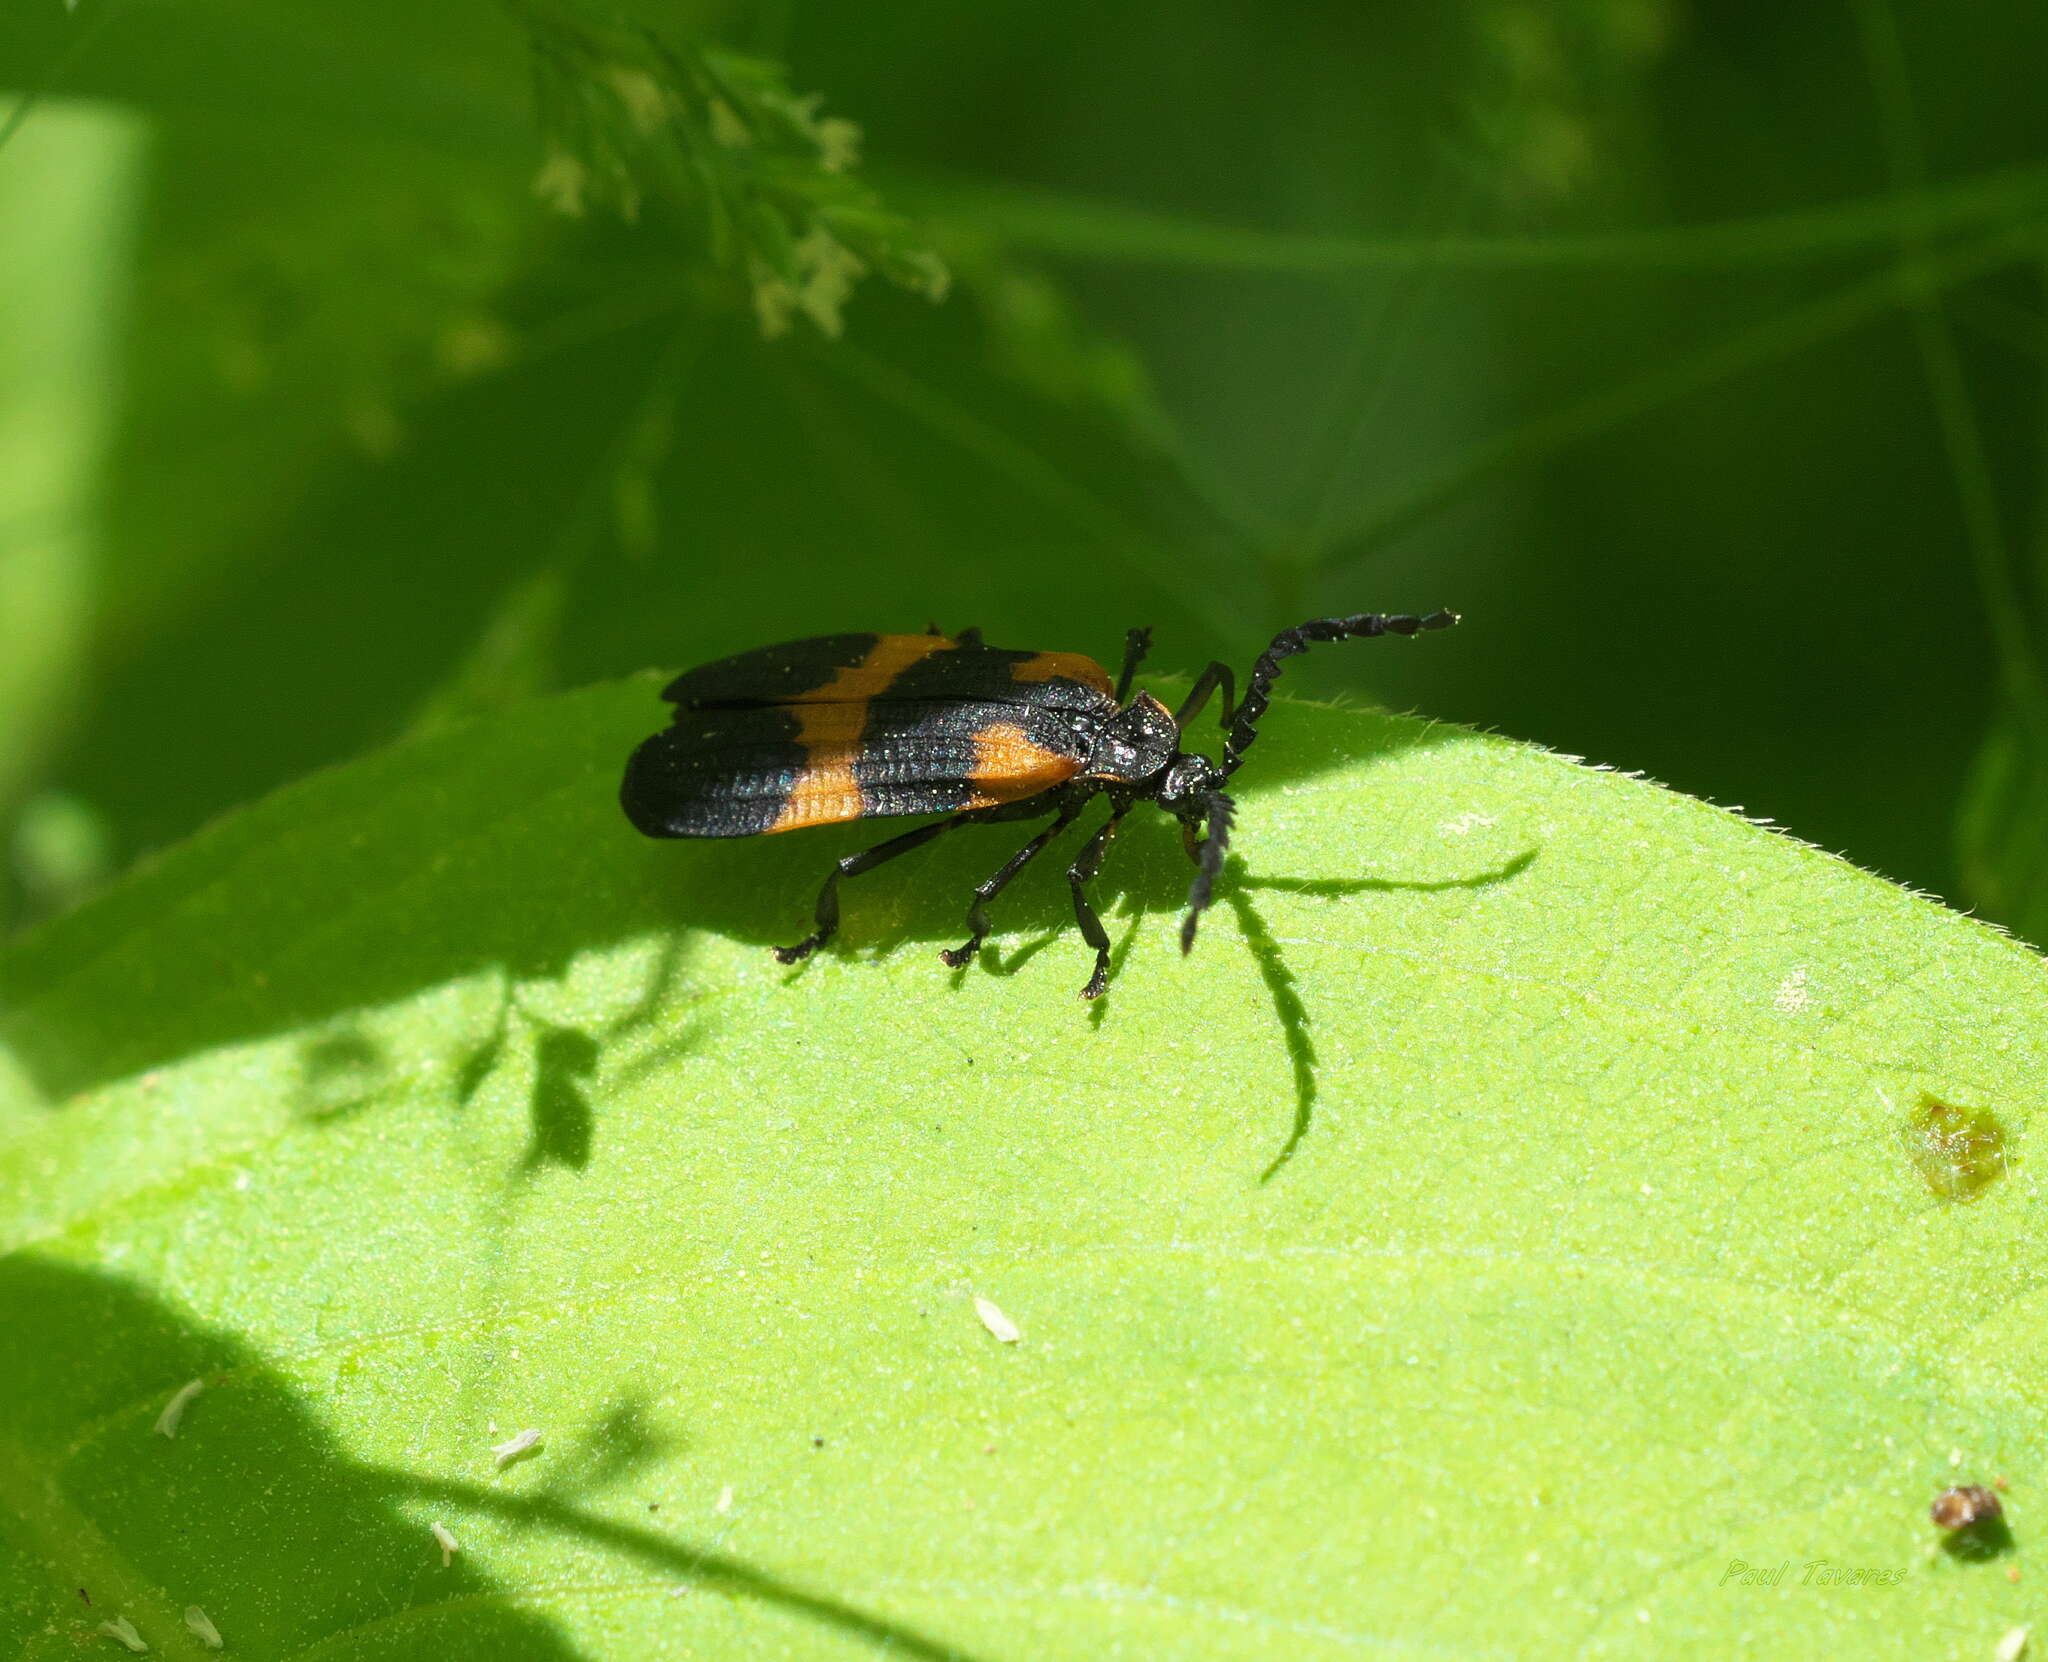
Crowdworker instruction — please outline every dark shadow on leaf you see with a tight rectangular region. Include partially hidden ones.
[1226,886,1319,1183]
[1940,1515,2014,1563]
[459,955,704,1155]
[400,1471,988,1660]
[0,1254,581,1660]
[453,1023,509,1108]
[453,985,514,1108]
[0,685,1468,1099]
[521,1024,600,1174]
[604,1022,712,1093]
[970,927,1064,978]
[295,1026,390,1122]
[1241,846,1538,898]
[1226,849,1535,1180]
[596,931,691,1046]
[0,1254,1002,1662]
[537,1397,675,1502]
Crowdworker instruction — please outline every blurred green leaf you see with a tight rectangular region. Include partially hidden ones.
[0,99,141,825]
[1959,715,2048,941]
[0,1,542,660]
[8,791,113,927]
[1324,220,2048,574]
[4,681,2046,1657]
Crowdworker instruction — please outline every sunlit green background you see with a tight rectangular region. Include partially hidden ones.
[3,0,2047,940]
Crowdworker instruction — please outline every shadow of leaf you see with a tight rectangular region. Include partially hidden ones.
[536,1397,676,1502]
[0,1254,999,1662]
[0,1254,580,1660]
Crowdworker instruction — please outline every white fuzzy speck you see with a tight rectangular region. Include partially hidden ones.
[715,1484,734,1514]
[1438,810,1498,838]
[232,1172,251,1192]
[183,1605,223,1648]
[431,1521,460,1565]
[973,1296,1021,1343]
[155,1379,204,1439]
[1997,1626,2030,1662]
[98,1616,147,1652]
[1772,968,1810,1015]
[491,1428,542,1467]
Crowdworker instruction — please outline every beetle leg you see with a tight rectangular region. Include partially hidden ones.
[940,801,1085,969]
[1069,806,1132,999]
[773,816,968,965]
[1114,626,1153,702]
[1173,661,1237,730]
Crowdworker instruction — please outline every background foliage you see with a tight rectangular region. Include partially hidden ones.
[2,0,2047,927]
[4,0,2048,1657]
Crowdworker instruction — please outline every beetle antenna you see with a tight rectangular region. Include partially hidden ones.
[1179,791,1236,954]
[1222,610,1458,776]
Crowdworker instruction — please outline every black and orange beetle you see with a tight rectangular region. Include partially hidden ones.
[620,611,1459,997]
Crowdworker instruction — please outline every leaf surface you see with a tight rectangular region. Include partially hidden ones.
[2,681,2043,1659]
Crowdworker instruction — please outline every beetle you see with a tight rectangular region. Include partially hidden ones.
[620,610,1459,998]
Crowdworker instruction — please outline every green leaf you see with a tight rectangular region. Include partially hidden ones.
[0,100,143,822]
[2,680,2045,1659]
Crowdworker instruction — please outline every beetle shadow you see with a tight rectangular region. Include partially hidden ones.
[0,1252,997,1661]
[1235,852,1538,1178]
[1,687,1468,1104]
[923,819,1532,1177]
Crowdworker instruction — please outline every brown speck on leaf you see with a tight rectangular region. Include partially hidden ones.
[1931,1484,2003,1530]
